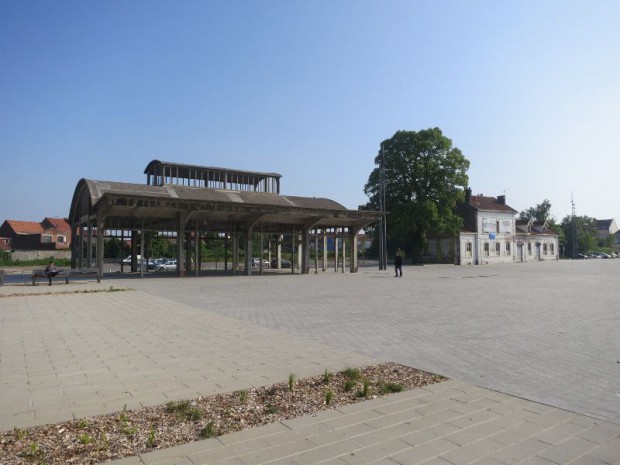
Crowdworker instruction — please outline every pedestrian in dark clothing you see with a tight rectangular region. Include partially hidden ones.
[45,260,59,286]
[394,251,403,277]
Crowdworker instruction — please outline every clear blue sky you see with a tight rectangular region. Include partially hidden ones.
[1,0,619,224]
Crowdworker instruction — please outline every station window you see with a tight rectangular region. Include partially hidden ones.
[528,243,532,255]
[506,242,511,255]
[465,242,472,257]
[495,242,500,255]
[484,242,489,257]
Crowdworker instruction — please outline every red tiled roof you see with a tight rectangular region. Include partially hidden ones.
[44,217,71,232]
[5,220,44,234]
[468,195,517,213]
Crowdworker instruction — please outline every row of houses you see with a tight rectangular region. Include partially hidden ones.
[428,189,619,265]
[0,218,71,253]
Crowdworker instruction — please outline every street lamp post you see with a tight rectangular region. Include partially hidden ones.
[379,142,388,270]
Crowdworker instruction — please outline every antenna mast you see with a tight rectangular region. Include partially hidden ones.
[571,194,577,259]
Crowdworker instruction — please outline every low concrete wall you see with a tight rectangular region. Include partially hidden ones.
[10,250,72,262]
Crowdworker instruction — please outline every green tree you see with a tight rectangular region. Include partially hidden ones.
[517,199,563,243]
[104,237,126,259]
[560,215,598,257]
[361,128,470,259]
[517,199,552,222]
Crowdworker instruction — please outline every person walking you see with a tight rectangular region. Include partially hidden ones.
[394,250,403,277]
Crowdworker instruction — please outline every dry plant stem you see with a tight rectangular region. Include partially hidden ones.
[0,363,446,465]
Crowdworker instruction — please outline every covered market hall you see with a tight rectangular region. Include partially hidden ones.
[69,160,383,280]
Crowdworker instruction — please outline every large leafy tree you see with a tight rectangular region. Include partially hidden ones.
[560,215,598,257]
[517,199,562,241]
[517,199,552,222]
[361,128,470,259]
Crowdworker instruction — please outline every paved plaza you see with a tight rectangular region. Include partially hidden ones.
[0,260,618,464]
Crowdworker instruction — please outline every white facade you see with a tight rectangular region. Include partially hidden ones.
[458,211,517,265]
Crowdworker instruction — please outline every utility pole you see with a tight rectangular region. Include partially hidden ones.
[571,194,577,259]
[378,142,388,270]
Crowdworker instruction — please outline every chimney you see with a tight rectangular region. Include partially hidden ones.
[465,187,472,203]
[497,195,506,205]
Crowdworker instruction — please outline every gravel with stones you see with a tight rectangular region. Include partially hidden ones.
[0,363,447,465]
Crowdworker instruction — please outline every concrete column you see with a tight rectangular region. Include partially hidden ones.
[276,236,282,269]
[96,216,104,282]
[291,233,296,274]
[131,230,138,272]
[244,230,252,276]
[176,212,190,277]
[259,229,264,274]
[314,234,319,273]
[184,232,189,273]
[322,232,327,271]
[297,234,302,272]
[195,230,200,277]
[87,220,93,269]
[77,224,83,269]
[224,235,228,271]
[334,234,339,272]
[232,231,239,275]
[341,230,346,273]
[140,228,145,278]
[301,230,309,274]
[350,229,358,273]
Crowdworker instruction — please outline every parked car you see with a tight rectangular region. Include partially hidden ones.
[252,258,270,268]
[147,258,166,270]
[156,259,177,271]
[271,259,292,269]
[576,253,588,259]
[122,255,145,265]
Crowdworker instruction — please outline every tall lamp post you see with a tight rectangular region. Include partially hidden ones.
[378,142,388,270]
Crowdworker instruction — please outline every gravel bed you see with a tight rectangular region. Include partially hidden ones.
[1,362,447,465]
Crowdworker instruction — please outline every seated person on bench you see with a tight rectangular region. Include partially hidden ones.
[45,260,61,286]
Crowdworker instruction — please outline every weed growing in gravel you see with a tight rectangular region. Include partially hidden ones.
[199,421,216,439]
[99,432,110,451]
[288,373,296,392]
[79,434,92,445]
[356,379,371,398]
[165,400,202,421]
[323,369,332,384]
[13,427,27,440]
[265,403,277,414]
[344,379,356,392]
[236,389,248,402]
[146,426,156,448]
[325,390,333,406]
[378,381,404,394]
[341,367,361,381]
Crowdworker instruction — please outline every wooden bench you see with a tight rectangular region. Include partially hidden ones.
[31,270,69,286]
[70,270,101,283]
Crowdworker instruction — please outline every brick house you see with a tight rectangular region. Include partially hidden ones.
[0,218,71,251]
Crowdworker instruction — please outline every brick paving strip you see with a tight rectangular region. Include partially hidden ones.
[106,380,619,465]
[0,284,618,464]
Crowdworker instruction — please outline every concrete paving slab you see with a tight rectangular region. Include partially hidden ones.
[1,261,619,464]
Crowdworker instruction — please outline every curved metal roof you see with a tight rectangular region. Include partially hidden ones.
[69,179,382,233]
